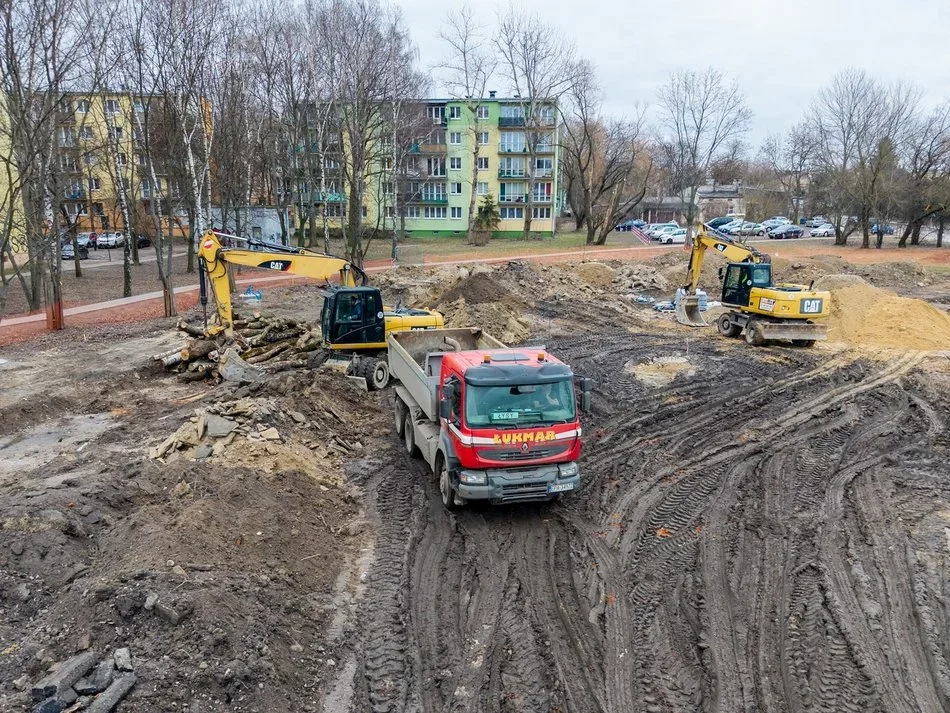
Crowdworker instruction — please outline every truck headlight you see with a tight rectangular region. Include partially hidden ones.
[459,470,487,485]
[558,462,579,478]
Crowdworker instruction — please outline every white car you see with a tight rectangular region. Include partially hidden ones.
[647,223,679,238]
[810,223,835,237]
[661,228,687,244]
[650,224,680,240]
[97,232,125,249]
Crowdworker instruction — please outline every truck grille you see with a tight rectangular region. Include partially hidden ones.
[476,444,570,462]
[499,482,554,502]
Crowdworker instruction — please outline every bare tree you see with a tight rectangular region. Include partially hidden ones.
[810,69,918,247]
[560,65,651,245]
[656,67,752,240]
[439,5,495,244]
[895,102,950,247]
[759,122,814,223]
[495,11,582,240]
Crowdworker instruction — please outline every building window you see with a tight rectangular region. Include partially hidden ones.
[88,177,101,192]
[82,152,95,166]
[384,206,395,218]
[477,182,488,195]
[141,180,152,199]
[450,157,462,170]
[60,156,77,171]
[171,182,181,200]
[79,126,94,140]
[478,132,489,145]
[108,126,123,140]
[105,99,120,114]
[407,206,420,218]
[361,205,368,218]
[382,181,394,195]
[137,154,146,166]
[134,99,145,113]
[325,157,340,169]
[93,202,104,216]
[477,105,489,119]
[116,153,127,166]
[59,128,76,147]
[533,182,552,202]
[500,206,523,220]
[535,158,553,177]
[500,132,526,153]
[427,157,446,176]
[450,182,462,194]
[422,184,446,201]
[77,99,89,113]
[449,106,461,119]
[424,206,446,219]
[451,206,462,218]
[428,130,445,145]
[382,157,393,170]
[76,203,88,216]
[477,157,489,170]
[449,131,461,145]
[532,206,552,219]
[426,105,445,122]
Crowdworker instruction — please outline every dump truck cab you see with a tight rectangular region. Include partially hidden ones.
[389,329,587,510]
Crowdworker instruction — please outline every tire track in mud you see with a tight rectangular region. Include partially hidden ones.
[350,329,947,713]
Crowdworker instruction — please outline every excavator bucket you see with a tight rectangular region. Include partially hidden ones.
[675,296,708,327]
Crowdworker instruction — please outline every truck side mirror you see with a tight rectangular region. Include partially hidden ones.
[580,378,593,413]
[439,382,455,419]
[718,266,724,280]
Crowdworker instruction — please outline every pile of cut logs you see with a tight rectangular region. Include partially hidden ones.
[153,313,323,382]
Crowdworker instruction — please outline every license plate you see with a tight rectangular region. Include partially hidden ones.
[548,482,574,493]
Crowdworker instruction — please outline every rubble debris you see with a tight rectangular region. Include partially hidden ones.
[85,674,136,713]
[112,648,132,672]
[31,651,99,702]
[74,658,116,696]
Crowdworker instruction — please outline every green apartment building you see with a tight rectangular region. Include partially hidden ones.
[293,94,560,238]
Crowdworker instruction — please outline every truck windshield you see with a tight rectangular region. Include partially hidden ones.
[465,380,576,427]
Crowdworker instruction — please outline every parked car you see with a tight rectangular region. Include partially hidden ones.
[810,223,835,237]
[706,216,735,230]
[650,224,680,240]
[615,219,646,231]
[97,232,125,249]
[62,243,89,260]
[870,223,894,235]
[805,216,828,228]
[739,222,767,237]
[768,224,804,239]
[760,218,790,231]
[717,219,743,234]
[661,228,688,244]
[136,234,152,248]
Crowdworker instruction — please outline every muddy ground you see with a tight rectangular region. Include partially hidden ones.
[2,254,950,712]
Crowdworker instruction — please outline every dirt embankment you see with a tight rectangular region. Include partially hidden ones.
[0,349,385,712]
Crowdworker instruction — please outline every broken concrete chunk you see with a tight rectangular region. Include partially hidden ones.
[154,602,183,626]
[149,434,178,459]
[143,592,159,611]
[218,348,263,384]
[172,481,192,497]
[193,444,213,460]
[173,422,201,447]
[259,427,281,441]
[205,414,237,438]
[73,658,115,696]
[32,650,98,702]
[113,648,132,672]
[10,541,24,556]
[84,674,135,713]
[288,410,306,424]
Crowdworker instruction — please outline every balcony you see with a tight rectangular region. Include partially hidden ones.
[499,194,529,203]
[498,169,528,179]
[536,144,555,154]
[63,190,86,200]
[499,145,527,154]
[402,194,447,204]
[409,143,447,154]
[499,116,525,127]
[535,168,553,178]
[533,195,553,203]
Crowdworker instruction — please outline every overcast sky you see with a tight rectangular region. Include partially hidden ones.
[400,0,950,148]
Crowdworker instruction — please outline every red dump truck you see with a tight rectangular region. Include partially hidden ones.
[389,328,590,509]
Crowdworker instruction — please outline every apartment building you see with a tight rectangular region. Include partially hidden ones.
[292,94,560,238]
[56,92,194,238]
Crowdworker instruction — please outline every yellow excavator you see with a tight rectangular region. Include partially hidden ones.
[675,225,830,346]
[197,229,443,388]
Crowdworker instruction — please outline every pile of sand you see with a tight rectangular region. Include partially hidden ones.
[824,280,950,350]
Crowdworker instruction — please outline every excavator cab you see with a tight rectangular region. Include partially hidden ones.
[721,263,773,307]
[322,287,386,348]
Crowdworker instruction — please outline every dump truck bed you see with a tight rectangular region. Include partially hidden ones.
[387,328,506,421]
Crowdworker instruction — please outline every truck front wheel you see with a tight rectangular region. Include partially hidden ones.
[394,397,406,437]
[438,456,461,511]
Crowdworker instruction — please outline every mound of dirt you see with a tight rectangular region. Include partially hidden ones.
[813,273,869,290]
[825,283,950,350]
[438,271,522,306]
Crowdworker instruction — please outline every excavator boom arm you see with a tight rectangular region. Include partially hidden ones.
[197,230,368,335]
[683,226,766,294]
